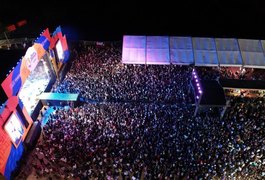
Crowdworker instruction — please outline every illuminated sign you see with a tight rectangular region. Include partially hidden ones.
[24,47,39,72]
[4,113,24,148]
[55,40,64,61]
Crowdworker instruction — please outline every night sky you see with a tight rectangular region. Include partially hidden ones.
[1,1,265,40]
[1,1,265,103]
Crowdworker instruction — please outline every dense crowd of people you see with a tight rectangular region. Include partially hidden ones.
[52,44,194,104]
[16,42,265,179]
[196,66,265,81]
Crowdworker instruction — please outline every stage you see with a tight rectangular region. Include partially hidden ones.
[39,93,79,107]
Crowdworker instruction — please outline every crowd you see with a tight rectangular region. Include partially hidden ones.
[196,66,265,81]
[52,44,194,104]
[16,42,265,179]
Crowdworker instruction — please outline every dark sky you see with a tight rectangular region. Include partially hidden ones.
[1,1,265,41]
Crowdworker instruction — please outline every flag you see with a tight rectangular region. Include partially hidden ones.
[52,26,63,38]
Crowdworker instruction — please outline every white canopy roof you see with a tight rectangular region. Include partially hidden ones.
[146,36,170,65]
[122,35,265,69]
[193,37,219,66]
[170,37,194,65]
[122,35,146,64]
[215,38,243,67]
[238,39,265,69]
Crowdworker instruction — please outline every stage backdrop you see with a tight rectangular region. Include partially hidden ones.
[0,96,33,179]
[1,26,70,98]
[0,26,70,180]
[1,28,51,98]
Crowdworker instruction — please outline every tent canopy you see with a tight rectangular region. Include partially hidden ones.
[170,37,194,65]
[215,38,243,67]
[146,36,170,65]
[238,39,265,68]
[122,35,265,69]
[122,35,146,64]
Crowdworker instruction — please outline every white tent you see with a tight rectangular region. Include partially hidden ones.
[193,37,219,66]
[215,38,243,67]
[122,35,146,64]
[170,36,194,65]
[238,39,265,69]
[260,40,265,54]
[122,35,265,69]
[146,36,170,65]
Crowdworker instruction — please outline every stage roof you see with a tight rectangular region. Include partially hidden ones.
[122,35,265,69]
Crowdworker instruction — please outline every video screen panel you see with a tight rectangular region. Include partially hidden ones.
[55,40,64,62]
[19,57,51,115]
[24,47,39,72]
[4,113,24,148]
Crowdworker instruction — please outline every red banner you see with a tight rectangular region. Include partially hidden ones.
[6,25,16,32]
[16,20,27,27]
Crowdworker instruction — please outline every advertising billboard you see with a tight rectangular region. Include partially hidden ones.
[4,113,24,148]
[55,39,64,62]
[24,47,39,72]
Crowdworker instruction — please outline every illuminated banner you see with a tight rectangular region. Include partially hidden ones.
[1,60,30,97]
[24,47,39,72]
[16,20,27,27]
[4,113,25,148]
[62,35,70,62]
[54,37,69,63]
[54,36,69,63]
[55,39,64,61]
[35,28,51,51]
[32,43,45,60]
[6,24,16,32]
[49,26,69,63]
[0,97,33,178]
[50,26,63,49]
[52,26,63,39]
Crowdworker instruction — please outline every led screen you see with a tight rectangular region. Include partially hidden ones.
[4,113,24,148]
[55,40,64,61]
